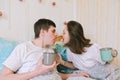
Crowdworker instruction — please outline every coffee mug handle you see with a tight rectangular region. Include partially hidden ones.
[112,49,118,57]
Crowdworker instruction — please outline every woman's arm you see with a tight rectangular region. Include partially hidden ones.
[60,60,76,69]
[60,72,90,80]
[56,54,76,69]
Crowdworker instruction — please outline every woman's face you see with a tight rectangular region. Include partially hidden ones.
[62,26,70,44]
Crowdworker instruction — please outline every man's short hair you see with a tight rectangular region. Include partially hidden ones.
[34,18,56,38]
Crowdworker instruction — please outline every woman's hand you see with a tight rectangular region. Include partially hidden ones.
[74,72,90,78]
[72,71,90,78]
[56,54,64,64]
[60,72,90,80]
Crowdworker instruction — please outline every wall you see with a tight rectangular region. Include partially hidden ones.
[0,0,79,41]
[77,0,120,66]
[0,0,120,65]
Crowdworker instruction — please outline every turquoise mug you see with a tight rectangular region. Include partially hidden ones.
[100,48,118,62]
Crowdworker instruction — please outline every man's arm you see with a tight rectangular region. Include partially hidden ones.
[0,57,57,80]
[0,66,37,80]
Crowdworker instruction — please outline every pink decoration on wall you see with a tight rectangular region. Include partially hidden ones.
[39,0,42,3]
[64,21,67,25]
[19,0,23,1]
[0,11,3,16]
[52,2,56,6]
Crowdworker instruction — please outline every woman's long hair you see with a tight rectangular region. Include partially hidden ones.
[65,21,92,54]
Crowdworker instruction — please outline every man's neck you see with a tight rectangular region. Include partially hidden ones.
[32,38,45,48]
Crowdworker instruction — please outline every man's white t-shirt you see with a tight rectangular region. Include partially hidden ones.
[66,44,105,71]
[3,41,61,80]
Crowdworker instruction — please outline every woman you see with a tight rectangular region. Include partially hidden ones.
[57,20,120,80]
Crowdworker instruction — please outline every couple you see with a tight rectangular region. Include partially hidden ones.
[0,18,120,80]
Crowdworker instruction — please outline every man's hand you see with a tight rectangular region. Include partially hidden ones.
[35,56,57,75]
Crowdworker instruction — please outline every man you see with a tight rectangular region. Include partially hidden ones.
[0,19,62,80]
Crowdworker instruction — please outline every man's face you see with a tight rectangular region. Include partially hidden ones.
[44,26,57,46]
